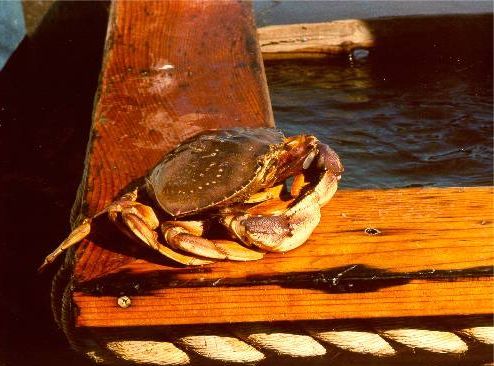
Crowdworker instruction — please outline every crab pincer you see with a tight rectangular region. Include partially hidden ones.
[220,141,343,253]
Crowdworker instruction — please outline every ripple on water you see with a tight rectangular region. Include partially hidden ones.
[266,48,493,188]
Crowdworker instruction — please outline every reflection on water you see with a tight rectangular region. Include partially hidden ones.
[266,43,493,188]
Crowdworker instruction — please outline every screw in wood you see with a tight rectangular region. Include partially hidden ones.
[117,295,131,308]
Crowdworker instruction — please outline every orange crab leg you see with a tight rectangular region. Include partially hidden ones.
[244,183,285,204]
[39,189,212,270]
[161,222,264,261]
[290,173,308,197]
[122,214,212,266]
[38,218,92,272]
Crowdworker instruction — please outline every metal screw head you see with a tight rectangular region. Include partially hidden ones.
[117,295,131,308]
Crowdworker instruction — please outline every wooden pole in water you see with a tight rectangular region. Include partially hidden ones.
[257,15,493,59]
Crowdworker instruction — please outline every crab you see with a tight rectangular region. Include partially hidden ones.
[39,127,343,271]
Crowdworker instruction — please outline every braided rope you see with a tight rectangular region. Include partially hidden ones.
[78,321,493,365]
[52,260,493,365]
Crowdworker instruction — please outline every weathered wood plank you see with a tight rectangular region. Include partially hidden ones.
[258,19,374,59]
[257,14,492,59]
[63,0,493,331]
[70,0,273,281]
[73,187,494,327]
[75,278,494,327]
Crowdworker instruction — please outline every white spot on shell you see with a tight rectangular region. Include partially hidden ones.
[205,182,210,186]
[198,186,203,190]
[218,168,223,172]
[216,174,221,178]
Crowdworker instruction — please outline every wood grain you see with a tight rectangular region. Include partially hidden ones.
[257,14,492,59]
[71,0,273,279]
[73,187,494,327]
[65,1,493,330]
[75,278,494,327]
[258,20,374,59]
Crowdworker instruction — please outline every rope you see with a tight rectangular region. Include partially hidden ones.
[233,323,326,357]
[105,340,190,366]
[58,312,494,364]
[51,259,493,365]
[306,324,396,356]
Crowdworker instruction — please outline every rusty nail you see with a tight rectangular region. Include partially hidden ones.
[117,296,131,308]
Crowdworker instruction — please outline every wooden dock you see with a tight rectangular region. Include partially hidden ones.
[72,186,493,327]
[49,1,493,364]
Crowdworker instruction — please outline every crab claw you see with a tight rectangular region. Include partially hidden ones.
[161,223,264,261]
[220,141,342,253]
[312,143,342,200]
[221,193,322,252]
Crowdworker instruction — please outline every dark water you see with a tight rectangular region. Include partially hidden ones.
[266,49,493,188]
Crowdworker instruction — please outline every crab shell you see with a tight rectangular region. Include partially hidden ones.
[146,128,317,217]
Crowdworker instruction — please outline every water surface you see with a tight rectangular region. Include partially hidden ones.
[266,42,493,188]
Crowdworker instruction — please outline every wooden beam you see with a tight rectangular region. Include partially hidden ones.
[68,0,273,284]
[258,20,374,59]
[257,14,492,59]
[58,0,493,332]
[73,187,494,327]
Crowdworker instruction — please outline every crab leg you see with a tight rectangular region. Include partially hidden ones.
[121,213,212,266]
[244,183,285,204]
[220,143,342,253]
[37,192,140,272]
[40,190,212,270]
[290,173,308,197]
[161,222,264,261]
[221,193,322,252]
[38,218,92,272]
[104,192,212,265]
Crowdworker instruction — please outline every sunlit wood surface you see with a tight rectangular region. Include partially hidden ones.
[258,14,492,59]
[73,187,494,327]
[70,0,273,283]
[65,1,493,330]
